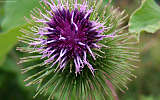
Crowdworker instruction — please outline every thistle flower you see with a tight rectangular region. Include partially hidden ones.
[17,0,139,100]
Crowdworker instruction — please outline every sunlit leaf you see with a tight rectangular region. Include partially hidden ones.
[0,0,5,30]
[0,0,39,65]
[1,0,39,31]
[0,24,29,65]
[129,0,160,40]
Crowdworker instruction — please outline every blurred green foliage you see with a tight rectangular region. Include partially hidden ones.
[1,0,40,31]
[0,0,160,100]
[0,24,30,65]
[0,53,51,100]
[0,0,40,65]
[0,0,5,31]
[119,33,160,100]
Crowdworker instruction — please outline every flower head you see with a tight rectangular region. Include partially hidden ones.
[24,0,115,75]
[17,0,138,100]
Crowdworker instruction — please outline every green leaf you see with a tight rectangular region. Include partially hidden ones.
[0,0,40,65]
[1,0,39,31]
[0,24,29,65]
[129,0,160,40]
[0,0,5,30]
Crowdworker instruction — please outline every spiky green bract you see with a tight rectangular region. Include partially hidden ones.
[17,0,139,100]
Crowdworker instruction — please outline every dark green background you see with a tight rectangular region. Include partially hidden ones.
[0,0,160,100]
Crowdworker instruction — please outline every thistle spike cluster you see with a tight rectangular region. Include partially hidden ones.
[17,0,139,100]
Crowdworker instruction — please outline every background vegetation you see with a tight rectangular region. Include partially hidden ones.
[0,0,160,100]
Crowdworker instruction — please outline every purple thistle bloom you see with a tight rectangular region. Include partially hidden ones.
[28,0,114,75]
[17,0,138,99]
